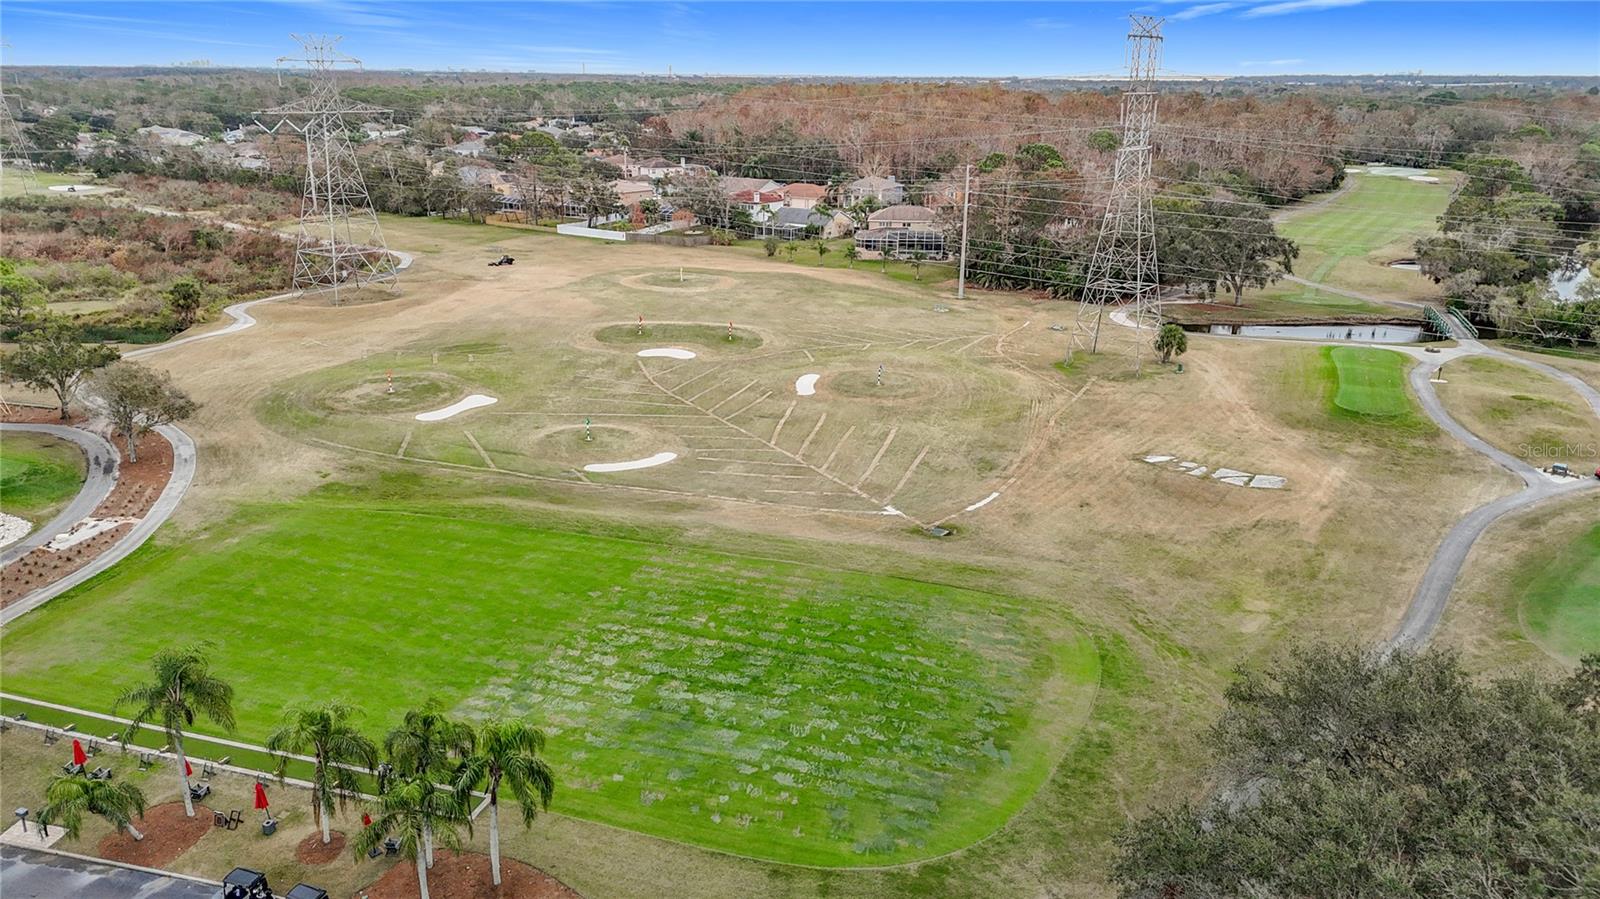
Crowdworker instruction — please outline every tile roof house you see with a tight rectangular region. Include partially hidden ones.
[866,204,937,229]
[778,182,828,209]
[135,125,208,147]
[719,176,782,197]
[856,204,945,259]
[730,188,787,220]
[844,175,904,206]
[612,179,658,208]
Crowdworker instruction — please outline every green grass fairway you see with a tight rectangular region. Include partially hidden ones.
[1274,172,1456,303]
[0,500,1098,866]
[0,433,87,524]
[1327,346,1415,417]
[1519,523,1600,663]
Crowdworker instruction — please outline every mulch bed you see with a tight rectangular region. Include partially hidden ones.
[361,850,582,899]
[1,429,174,607]
[97,801,211,868]
[295,829,347,865]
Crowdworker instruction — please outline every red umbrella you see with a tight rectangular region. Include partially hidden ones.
[254,782,270,812]
[184,759,193,778]
[71,739,87,767]
[362,813,373,828]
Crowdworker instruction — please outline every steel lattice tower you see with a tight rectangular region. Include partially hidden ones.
[256,35,394,304]
[0,42,40,196]
[1070,15,1164,373]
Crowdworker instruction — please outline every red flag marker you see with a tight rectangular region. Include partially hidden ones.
[184,759,193,778]
[254,782,270,811]
[362,813,373,828]
[72,739,87,767]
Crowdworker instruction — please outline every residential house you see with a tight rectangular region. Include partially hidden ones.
[450,138,488,158]
[360,121,410,140]
[136,125,208,147]
[919,177,965,210]
[844,175,904,206]
[200,140,268,171]
[778,183,828,209]
[855,204,946,259]
[612,179,657,209]
[729,188,787,221]
[758,207,853,241]
[719,175,781,197]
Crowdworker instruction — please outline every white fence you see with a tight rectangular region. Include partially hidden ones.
[555,222,629,242]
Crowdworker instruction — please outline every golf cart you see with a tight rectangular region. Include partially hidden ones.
[488,254,515,267]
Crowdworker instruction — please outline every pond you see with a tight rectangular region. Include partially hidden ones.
[1208,323,1428,343]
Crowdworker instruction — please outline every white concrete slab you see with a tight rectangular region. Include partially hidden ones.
[1143,454,1175,464]
[1219,475,1251,487]
[1187,466,1209,477]
[1211,468,1251,480]
[1248,475,1287,489]
[0,818,66,849]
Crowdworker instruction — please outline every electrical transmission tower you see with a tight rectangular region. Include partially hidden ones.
[256,35,394,304]
[1070,15,1164,373]
[0,41,40,196]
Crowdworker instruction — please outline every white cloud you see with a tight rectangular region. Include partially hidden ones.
[1240,0,1367,18]
[1171,3,1241,21]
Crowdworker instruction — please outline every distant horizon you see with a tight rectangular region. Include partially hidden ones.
[2,1,1598,78]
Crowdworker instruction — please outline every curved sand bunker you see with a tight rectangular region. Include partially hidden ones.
[415,394,498,421]
[795,373,820,396]
[637,348,696,360]
[583,451,678,473]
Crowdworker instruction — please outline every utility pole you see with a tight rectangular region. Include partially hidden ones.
[1069,15,1164,374]
[957,163,972,300]
[0,41,40,196]
[255,34,395,305]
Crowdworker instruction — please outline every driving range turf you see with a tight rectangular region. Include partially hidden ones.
[0,432,88,524]
[0,495,1099,866]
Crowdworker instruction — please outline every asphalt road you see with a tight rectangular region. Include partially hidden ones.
[0,424,118,566]
[0,846,219,899]
[1385,349,1600,651]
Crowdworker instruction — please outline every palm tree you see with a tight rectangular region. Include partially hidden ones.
[452,720,555,886]
[385,702,472,868]
[910,251,928,281]
[267,702,379,845]
[353,777,465,899]
[115,646,235,818]
[813,239,830,266]
[39,773,148,842]
[843,245,859,269]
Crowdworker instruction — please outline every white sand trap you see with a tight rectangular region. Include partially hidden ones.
[583,451,677,473]
[0,512,32,548]
[637,348,696,360]
[795,373,820,396]
[415,394,497,422]
[48,184,105,193]
[46,517,136,551]
[1407,175,1440,183]
[964,491,1001,512]
[1343,167,1365,174]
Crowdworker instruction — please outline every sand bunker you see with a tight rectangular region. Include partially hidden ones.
[47,184,112,194]
[583,452,678,473]
[795,373,820,396]
[415,394,498,421]
[637,348,696,360]
[1407,175,1441,183]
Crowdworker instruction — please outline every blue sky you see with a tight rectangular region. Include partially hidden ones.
[2,1,1597,76]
